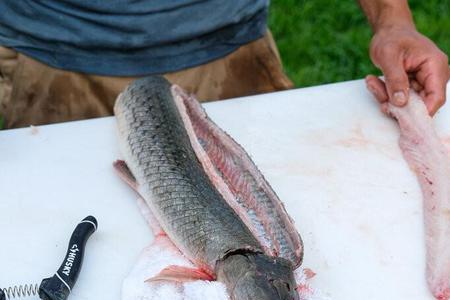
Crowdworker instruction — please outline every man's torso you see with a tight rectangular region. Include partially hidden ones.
[0,0,269,75]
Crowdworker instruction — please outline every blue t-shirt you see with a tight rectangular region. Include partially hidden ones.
[0,1,268,76]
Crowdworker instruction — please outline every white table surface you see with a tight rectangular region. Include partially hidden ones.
[1,79,449,300]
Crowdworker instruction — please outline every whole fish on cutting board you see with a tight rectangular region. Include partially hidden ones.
[114,76,304,300]
[383,91,450,300]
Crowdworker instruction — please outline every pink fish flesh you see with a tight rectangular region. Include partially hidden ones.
[386,91,450,300]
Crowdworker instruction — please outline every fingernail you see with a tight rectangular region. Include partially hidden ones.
[393,91,407,106]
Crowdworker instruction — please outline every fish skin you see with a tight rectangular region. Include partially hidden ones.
[217,252,298,300]
[386,92,450,300]
[114,76,299,299]
[115,76,259,269]
[174,86,304,267]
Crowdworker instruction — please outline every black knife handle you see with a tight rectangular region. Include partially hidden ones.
[39,216,97,300]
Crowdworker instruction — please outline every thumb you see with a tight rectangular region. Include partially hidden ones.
[380,57,410,106]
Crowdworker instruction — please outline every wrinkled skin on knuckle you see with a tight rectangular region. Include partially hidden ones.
[216,252,299,300]
[384,70,406,82]
[370,27,435,68]
[369,38,383,64]
[370,35,402,67]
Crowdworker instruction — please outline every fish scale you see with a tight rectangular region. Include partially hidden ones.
[115,76,300,299]
[115,77,261,269]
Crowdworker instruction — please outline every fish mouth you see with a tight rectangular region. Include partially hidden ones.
[171,86,303,267]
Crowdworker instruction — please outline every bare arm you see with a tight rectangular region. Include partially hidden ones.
[358,0,449,115]
[358,0,414,32]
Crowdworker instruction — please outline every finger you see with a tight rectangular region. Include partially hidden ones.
[365,75,389,103]
[410,79,423,92]
[380,102,389,115]
[425,77,447,116]
[416,57,449,115]
[420,89,427,100]
[378,55,410,106]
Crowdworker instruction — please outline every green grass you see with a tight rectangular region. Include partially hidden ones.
[269,0,450,87]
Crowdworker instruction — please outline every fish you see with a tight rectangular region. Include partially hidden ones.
[385,91,450,300]
[121,198,231,300]
[114,76,304,300]
[120,199,316,300]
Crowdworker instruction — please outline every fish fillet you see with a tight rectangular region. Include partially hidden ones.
[386,92,450,300]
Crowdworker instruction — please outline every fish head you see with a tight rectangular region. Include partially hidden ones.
[216,251,299,300]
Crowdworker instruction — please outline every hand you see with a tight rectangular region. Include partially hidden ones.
[365,25,449,115]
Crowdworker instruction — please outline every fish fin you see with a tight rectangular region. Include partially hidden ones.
[113,160,138,191]
[303,268,316,280]
[146,265,214,283]
[113,160,165,236]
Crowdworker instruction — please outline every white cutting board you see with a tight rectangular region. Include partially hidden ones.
[1,79,449,300]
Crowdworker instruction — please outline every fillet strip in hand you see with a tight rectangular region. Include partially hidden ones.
[114,76,303,300]
[385,91,450,300]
